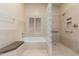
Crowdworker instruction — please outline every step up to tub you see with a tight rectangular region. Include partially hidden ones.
[0,41,24,54]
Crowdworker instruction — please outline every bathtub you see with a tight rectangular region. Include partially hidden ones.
[23,37,48,42]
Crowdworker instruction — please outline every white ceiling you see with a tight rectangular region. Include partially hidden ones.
[24,3,63,7]
[53,3,64,7]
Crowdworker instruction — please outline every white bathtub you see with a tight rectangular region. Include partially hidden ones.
[23,37,47,42]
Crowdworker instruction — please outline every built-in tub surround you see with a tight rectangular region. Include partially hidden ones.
[23,37,47,42]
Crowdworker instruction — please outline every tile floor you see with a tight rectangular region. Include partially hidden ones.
[21,42,49,56]
[53,42,78,56]
[20,42,78,56]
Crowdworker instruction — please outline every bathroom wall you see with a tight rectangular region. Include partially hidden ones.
[52,5,61,42]
[24,3,48,37]
[0,3,25,49]
[60,3,79,53]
